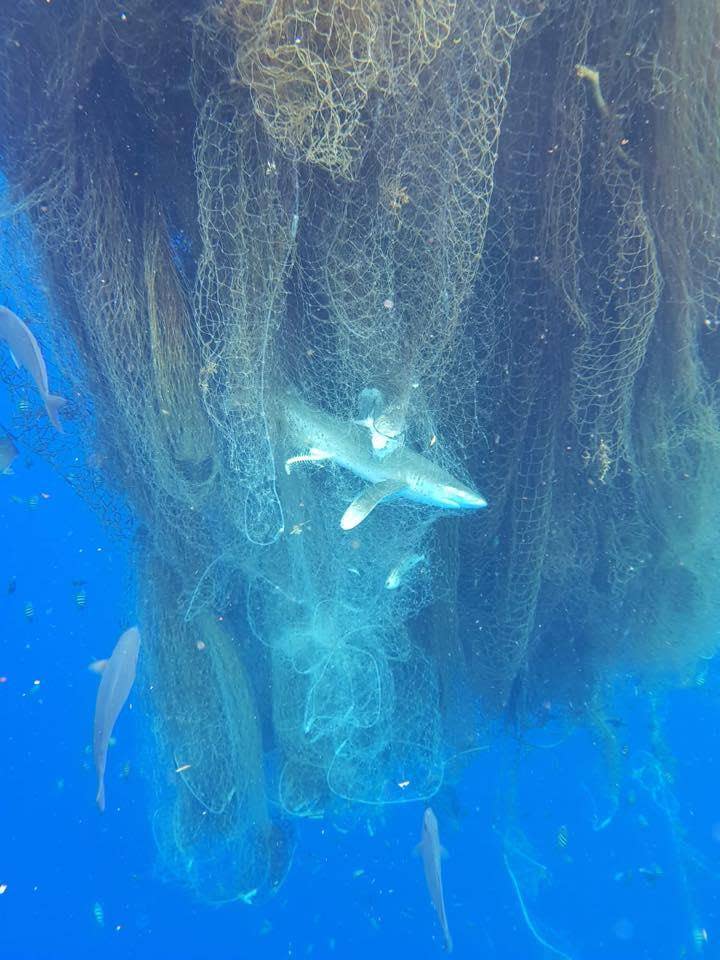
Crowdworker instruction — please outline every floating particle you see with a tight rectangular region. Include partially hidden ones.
[175,763,192,774]
[93,901,104,927]
[196,640,206,651]
[0,883,7,895]
[75,589,87,609]
[613,918,634,941]
[0,677,7,684]
[24,601,34,621]
[397,780,410,789]
[557,825,569,849]
[88,659,108,675]
[383,298,394,310]
[352,869,365,879]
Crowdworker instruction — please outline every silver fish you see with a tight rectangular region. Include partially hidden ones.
[93,626,140,811]
[0,306,66,432]
[283,395,487,530]
[418,807,452,953]
[385,553,425,590]
[0,436,18,473]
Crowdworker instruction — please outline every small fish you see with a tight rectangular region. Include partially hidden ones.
[93,901,104,927]
[637,863,663,886]
[557,825,569,850]
[0,437,18,473]
[75,589,87,609]
[93,626,140,812]
[385,553,425,590]
[23,602,34,621]
[0,307,66,432]
[417,807,452,953]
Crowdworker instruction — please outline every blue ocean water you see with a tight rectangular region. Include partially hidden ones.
[1,415,718,958]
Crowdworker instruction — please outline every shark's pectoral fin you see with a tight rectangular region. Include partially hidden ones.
[340,479,406,531]
[285,447,332,475]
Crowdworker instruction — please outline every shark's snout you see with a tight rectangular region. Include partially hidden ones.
[439,484,488,510]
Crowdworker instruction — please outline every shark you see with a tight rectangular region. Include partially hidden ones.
[282,395,487,530]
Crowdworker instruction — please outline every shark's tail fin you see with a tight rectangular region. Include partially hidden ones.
[45,393,67,433]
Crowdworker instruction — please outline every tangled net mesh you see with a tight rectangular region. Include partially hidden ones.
[0,0,718,903]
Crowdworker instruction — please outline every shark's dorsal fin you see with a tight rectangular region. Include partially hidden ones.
[340,478,406,530]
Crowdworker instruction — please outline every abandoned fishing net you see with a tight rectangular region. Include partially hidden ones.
[0,0,718,903]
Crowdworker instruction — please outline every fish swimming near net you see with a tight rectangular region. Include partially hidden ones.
[417,807,453,953]
[0,306,66,433]
[93,626,140,812]
[0,435,18,473]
